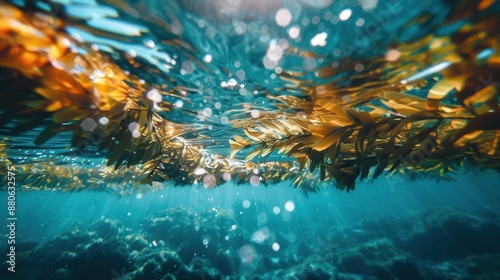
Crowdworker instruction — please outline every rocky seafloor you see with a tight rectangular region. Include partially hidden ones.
[1,205,500,280]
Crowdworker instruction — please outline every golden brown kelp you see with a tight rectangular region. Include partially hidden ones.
[0,2,200,188]
[0,2,312,193]
[0,1,499,194]
[229,0,500,191]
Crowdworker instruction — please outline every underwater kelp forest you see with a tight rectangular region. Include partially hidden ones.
[1,0,500,279]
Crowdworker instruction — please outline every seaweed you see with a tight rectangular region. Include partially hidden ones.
[0,0,499,194]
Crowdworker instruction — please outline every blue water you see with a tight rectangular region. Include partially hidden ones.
[1,173,500,279]
[1,0,500,279]
[8,174,500,242]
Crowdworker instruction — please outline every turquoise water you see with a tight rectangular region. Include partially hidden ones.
[1,173,500,279]
[2,173,500,279]
[1,0,500,279]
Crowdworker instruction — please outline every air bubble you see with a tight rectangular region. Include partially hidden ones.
[243,200,251,208]
[128,122,139,132]
[80,118,97,132]
[288,25,301,39]
[175,100,184,108]
[144,39,155,48]
[250,175,260,186]
[203,108,213,118]
[385,49,401,61]
[311,32,328,47]
[182,60,195,74]
[147,89,162,103]
[228,79,238,87]
[339,9,352,21]
[194,168,206,175]
[203,54,212,63]
[272,243,280,251]
[275,9,292,27]
[203,174,216,188]
[236,69,246,81]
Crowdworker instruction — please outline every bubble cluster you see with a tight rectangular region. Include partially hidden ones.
[128,122,141,138]
[228,78,238,87]
[311,32,327,47]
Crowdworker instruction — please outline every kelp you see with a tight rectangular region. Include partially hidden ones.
[0,0,499,194]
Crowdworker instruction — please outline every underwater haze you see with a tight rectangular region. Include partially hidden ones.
[1,173,500,279]
[1,0,500,279]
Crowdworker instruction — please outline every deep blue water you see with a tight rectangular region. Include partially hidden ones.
[1,173,500,279]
